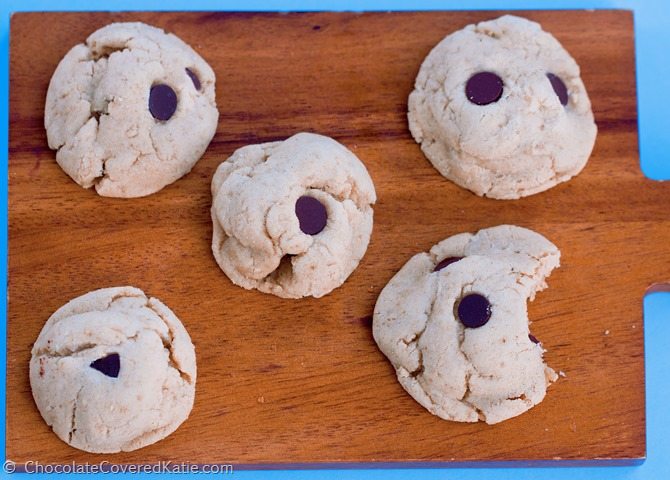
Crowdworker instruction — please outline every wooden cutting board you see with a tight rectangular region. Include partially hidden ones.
[7,10,666,468]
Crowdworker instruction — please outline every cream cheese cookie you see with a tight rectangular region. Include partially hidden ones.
[30,287,196,453]
[45,22,218,197]
[373,225,560,424]
[408,15,597,199]
[211,132,376,299]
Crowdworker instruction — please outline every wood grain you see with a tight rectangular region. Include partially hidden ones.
[7,10,664,467]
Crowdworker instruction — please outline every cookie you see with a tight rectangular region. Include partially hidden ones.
[211,132,376,299]
[30,287,196,453]
[408,15,597,199]
[373,225,560,424]
[44,22,219,197]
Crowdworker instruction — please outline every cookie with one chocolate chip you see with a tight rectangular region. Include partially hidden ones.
[373,225,560,424]
[408,15,597,199]
[30,287,196,453]
[44,22,218,197]
[211,132,376,299]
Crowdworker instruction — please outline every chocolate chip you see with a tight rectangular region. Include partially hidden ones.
[547,73,568,106]
[185,68,201,91]
[465,72,504,105]
[90,353,120,378]
[529,333,540,344]
[295,196,327,235]
[149,84,177,121]
[434,256,464,272]
[457,293,491,328]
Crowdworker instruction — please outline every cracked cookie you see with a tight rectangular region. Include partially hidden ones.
[373,225,560,424]
[211,132,376,299]
[408,15,597,199]
[29,286,196,453]
[44,22,218,197]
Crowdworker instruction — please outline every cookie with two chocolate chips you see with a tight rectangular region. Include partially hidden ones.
[44,22,218,197]
[408,15,597,199]
[373,225,560,424]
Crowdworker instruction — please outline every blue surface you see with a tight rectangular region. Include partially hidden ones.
[1,0,668,479]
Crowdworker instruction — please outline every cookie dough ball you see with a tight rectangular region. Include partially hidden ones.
[211,132,376,299]
[373,225,560,424]
[408,15,597,199]
[30,287,196,453]
[45,22,219,197]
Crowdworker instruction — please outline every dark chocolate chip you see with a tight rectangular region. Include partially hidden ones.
[547,73,568,106]
[90,353,120,378]
[149,84,178,121]
[529,333,540,344]
[434,256,464,272]
[313,25,321,30]
[457,293,492,328]
[295,196,327,235]
[185,68,201,91]
[465,72,504,105]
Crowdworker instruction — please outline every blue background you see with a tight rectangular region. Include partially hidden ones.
[1,0,668,479]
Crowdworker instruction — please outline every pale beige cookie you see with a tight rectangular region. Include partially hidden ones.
[30,287,196,453]
[45,22,218,197]
[373,225,560,424]
[408,15,597,199]
[211,132,376,299]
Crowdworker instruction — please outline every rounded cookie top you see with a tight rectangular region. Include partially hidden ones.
[45,22,219,198]
[211,132,376,299]
[373,225,560,424]
[408,15,597,199]
[30,287,196,453]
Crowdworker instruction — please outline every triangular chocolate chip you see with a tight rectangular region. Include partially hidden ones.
[90,353,120,378]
